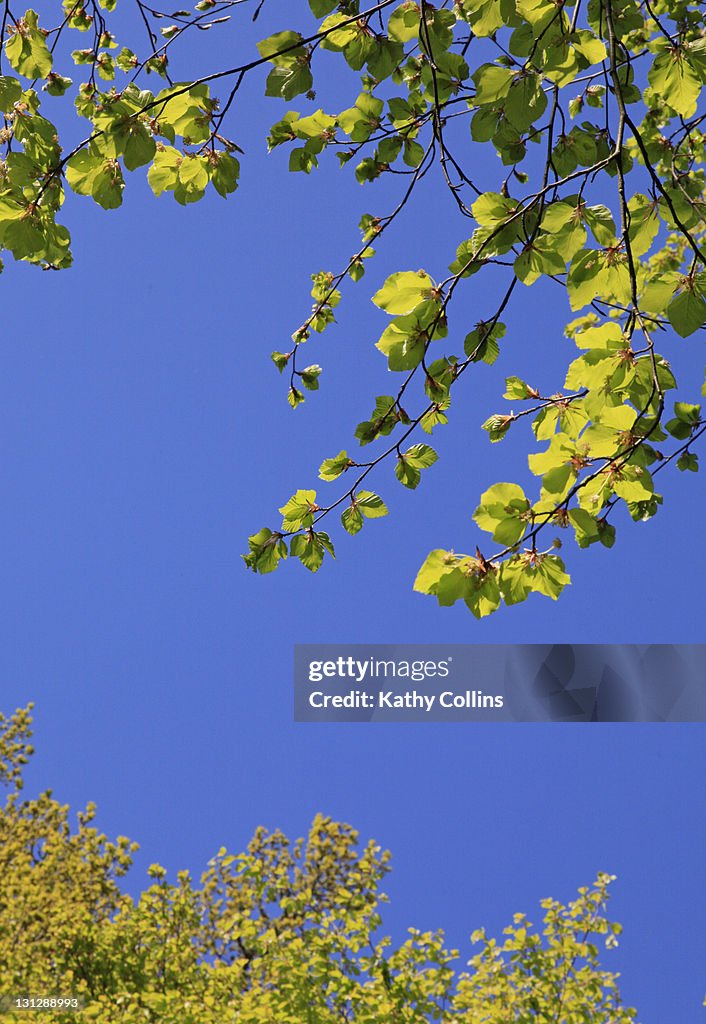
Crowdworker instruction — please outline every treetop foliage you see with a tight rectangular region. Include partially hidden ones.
[0,704,641,1022]
[0,0,704,615]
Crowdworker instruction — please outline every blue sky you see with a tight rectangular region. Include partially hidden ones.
[2,4,705,1022]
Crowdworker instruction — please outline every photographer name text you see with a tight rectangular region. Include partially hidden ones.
[308,689,504,711]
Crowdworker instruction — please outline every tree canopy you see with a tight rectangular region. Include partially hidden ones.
[1,704,640,1022]
[0,0,704,616]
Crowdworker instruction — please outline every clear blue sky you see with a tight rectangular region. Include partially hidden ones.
[2,5,705,1022]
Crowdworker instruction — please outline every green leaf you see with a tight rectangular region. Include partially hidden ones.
[375,314,427,371]
[256,30,305,64]
[242,528,288,574]
[463,573,502,618]
[0,75,22,111]
[648,45,701,117]
[5,11,52,80]
[472,192,520,227]
[402,443,438,469]
[388,2,421,43]
[416,553,501,616]
[367,38,404,80]
[473,483,530,546]
[420,404,449,435]
[271,351,290,373]
[583,204,617,246]
[122,124,157,171]
[572,29,607,65]
[342,491,387,531]
[540,201,574,233]
[504,72,547,131]
[116,47,138,72]
[470,105,498,143]
[147,146,182,196]
[525,554,571,600]
[566,249,604,309]
[612,466,654,504]
[464,321,506,363]
[571,321,624,351]
[413,549,461,594]
[665,402,700,438]
[677,452,698,472]
[462,0,504,37]
[300,364,322,391]
[355,395,407,446]
[154,85,212,143]
[65,150,104,197]
[500,553,571,603]
[309,0,338,15]
[266,62,313,101]
[372,270,434,315]
[290,530,334,572]
[3,215,44,258]
[597,519,616,548]
[338,93,384,142]
[174,154,209,202]
[90,161,125,209]
[674,402,701,425]
[472,63,514,104]
[514,237,566,286]
[395,459,421,489]
[279,489,318,531]
[288,386,305,409]
[341,504,364,535]
[319,450,352,481]
[503,377,536,400]
[424,357,456,401]
[482,414,512,442]
[433,568,475,607]
[396,444,438,488]
[627,194,659,257]
[568,508,600,548]
[664,417,691,440]
[498,558,532,606]
[667,286,706,338]
[319,13,361,51]
[43,72,73,97]
[356,491,388,517]
[403,139,425,168]
[539,462,575,503]
[376,298,445,371]
[210,152,240,197]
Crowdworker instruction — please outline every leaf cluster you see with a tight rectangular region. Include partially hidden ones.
[0,705,646,1024]
[0,2,704,617]
[244,0,706,617]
